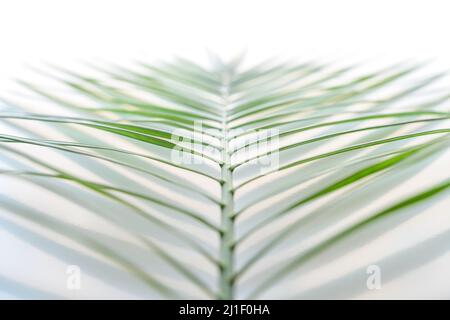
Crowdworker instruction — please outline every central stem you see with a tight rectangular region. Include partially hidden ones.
[219,70,234,299]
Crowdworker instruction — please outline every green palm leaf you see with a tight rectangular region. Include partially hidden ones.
[0,56,449,299]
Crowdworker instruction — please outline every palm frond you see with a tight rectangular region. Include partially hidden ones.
[1,56,449,299]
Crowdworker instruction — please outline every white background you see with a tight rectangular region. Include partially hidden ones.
[1,0,450,85]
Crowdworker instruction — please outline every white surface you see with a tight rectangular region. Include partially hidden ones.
[1,0,450,83]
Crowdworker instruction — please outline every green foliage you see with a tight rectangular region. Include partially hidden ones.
[0,57,449,299]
